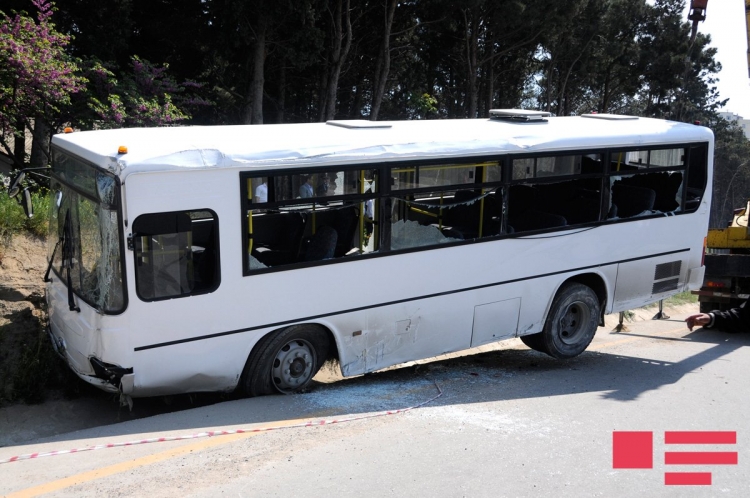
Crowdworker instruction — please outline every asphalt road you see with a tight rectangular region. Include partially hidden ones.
[2,311,749,497]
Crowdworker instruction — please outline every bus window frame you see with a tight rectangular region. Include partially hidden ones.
[238,142,709,276]
[49,146,129,315]
[132,208,222,303]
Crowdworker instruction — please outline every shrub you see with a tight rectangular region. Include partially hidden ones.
[26,189,50,237]
[0,185,49,249]
[0,189,28,245]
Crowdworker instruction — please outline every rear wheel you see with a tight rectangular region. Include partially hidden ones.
[540,282,600,359]
[241,325,330,397]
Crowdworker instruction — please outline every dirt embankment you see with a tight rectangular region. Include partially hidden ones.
[0,234,49,403]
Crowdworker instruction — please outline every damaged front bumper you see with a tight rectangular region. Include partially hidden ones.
[47,325,134,395]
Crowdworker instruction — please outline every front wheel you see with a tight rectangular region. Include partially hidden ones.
[540,282,600,359]
[240,325,330,397]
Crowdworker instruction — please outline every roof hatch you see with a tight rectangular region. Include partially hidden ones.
[489,109,551,122]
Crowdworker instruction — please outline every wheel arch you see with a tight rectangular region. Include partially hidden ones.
[550,272,609,325]
[238,321,341,396]
[241,321,341,382]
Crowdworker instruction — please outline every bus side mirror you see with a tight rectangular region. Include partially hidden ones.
[8,171,25,198]
[21,188,33,218]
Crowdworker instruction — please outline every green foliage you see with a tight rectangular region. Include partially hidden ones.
[709,118,750,228]
[0,183,49,244]
[0,316,87,405]
[0,185,27,244]
[8,325,56,404]
[0,0,84,166]
[643,292,698,308]
[26,187,49,236]
[69,56,209,130]
[407,93,438,119]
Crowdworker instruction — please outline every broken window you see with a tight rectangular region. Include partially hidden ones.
[242,169,378,274]
[508,154,603,232]
[239,142,708,272]
[388,161,504,250]
[607,147,686,219]
[133,210,220,301]
[48,150,125,313]
[686,143,708,212]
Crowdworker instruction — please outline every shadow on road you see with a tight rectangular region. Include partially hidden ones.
[3,326,748,449]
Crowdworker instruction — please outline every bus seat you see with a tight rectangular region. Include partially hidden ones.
[332,205,360,257]
[253,212,306,266]
[559,193,600,225]
[510,211,567,232]
[443,189,503,238]
[611,183,656,217]
[304,225,338,261]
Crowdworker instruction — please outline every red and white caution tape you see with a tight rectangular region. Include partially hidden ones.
[0,380,442,465]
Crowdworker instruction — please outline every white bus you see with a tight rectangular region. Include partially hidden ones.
[28,110,711,398]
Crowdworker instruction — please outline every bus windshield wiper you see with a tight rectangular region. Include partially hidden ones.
[61,209,80,312]
[44,236,63,283]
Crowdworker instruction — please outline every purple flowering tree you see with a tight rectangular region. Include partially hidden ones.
[75,56,211,129]
[0,0,83,168]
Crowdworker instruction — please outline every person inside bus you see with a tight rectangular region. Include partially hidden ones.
[299,175,314,198]
[254,180,267,203]
[317,173,331,196]
[685,297,750,333]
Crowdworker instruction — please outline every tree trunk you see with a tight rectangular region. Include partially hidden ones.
[485,59,494,114]
[463,9,480,119]
[370,0,397,121]
[30,117,50,168]
[277,61,286,124]
[317,65,329,122]
[323,0,352,121]
[243,16,268,124]
[13,114,27,169]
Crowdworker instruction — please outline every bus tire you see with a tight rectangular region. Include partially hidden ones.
[540,282,600,359]
[241,325,329,397]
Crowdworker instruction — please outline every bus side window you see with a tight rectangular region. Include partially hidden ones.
[243,169,378,273]
[508,154,602,232]
[607,147,686,219]
[388,162,503,250]
[133,210,220,301]
[686,144,708,211]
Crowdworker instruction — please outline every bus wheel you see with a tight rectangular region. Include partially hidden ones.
[242,325,330,396]
[541,282,600,359]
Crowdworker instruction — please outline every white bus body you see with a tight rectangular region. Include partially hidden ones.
[44,113,712,397]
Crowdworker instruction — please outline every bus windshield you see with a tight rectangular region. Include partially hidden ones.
[48,149,125,313]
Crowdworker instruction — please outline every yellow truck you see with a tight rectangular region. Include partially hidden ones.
[694,201,750,312]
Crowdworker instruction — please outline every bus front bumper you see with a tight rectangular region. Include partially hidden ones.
[47,325,134,395]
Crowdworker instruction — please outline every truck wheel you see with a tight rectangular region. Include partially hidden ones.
[241,325,330,397]
[540,282,600,359]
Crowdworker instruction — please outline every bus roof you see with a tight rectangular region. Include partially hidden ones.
[51,115,713,178]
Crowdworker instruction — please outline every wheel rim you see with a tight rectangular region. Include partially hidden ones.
[557,300,591,345]
[271,339,316,393]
